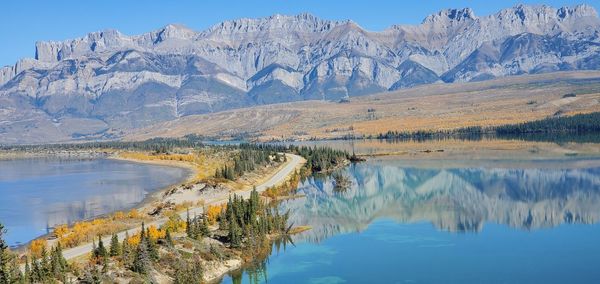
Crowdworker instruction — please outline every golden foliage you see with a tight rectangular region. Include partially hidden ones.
[119,149,230,182]
[147,225,166,240]
[54,225,68,239]
[91,219,106,226]
[112,211,126,220]
[127,234,140,246]
[206,204,226,225]
[263,171,301,199]
[119,152,197,163]
[29,239,47,258]
[162,214,186,233]
[128,209,141,219]
[54,208,146,249]
[124,226,166,245]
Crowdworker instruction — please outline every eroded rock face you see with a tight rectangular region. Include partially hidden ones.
[1,4,600,143]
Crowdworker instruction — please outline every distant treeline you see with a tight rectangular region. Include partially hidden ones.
[215,146,282,180]
[219,143,352,173]
[294,145,351,173]
[493,112,600,134]
[374,127,485,141]
[2,136,354,176]
[373,112,600,142]
[0,134,205,153]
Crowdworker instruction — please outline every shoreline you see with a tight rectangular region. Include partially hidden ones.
[58,153,305,283]
[5,152,198,251]
[2,147,322,283]
[17,150,305,283]
[107,153,199,211]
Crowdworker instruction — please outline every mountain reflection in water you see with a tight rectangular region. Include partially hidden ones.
[280,159,600,242]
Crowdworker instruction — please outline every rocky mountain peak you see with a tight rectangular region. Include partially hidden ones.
[154,24,198,42]
[34,28,129,62]
[201,12,345,38]
[495,4,598,24]
[422,8,477,24]
[2,4,600,144]
[557,4,598,19]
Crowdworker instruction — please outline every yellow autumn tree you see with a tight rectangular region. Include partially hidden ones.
[29,239,47,258]
[112,211,126,220]
[127,234,141,246]
[162,214,186,233]
[54,224,69,239]
[147,225,165,240]
[206,204,226,225]
[128,209,141,219]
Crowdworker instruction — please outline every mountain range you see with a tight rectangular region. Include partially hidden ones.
[1,4,600,143]
[283,160,600,242]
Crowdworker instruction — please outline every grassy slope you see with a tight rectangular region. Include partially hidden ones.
[126,71,600,141]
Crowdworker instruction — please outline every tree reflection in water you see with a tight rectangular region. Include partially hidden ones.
[227,157,600,281]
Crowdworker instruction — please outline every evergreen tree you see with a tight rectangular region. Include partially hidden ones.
[249,187,260,221]
[132,238,150,274]
[55,243,67,269]
[122,232,131,264]
[200,217,210,237]
[39,246,50,280]
[91,239,97,260]
[94,236,109,274]
[96,236,108,259]
[0,224,22,284]
[109,234,121,257]
[82,264,102,284]
[218,210,228,231]
[173,257,203,284]
[0,223,9,284]
[185,210,191,237]
[31,258,42,283]
[165,229,174,247]
[24,258,31,284]
[228,218,242,248]
[50,243,68,280]
[132,222,151,274]
[145,228,159,261]
[8,260,22,284]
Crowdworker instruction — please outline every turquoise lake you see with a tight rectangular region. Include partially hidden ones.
[0,158,189,247]
[223,156,600,284]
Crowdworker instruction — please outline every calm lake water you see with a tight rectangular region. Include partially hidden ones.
[0,158,189,247]
[223,151,600,283]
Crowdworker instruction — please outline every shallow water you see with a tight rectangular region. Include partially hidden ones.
[0,158,189,246]
[223,156,600,283]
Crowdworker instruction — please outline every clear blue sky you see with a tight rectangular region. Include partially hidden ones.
[1,0,596,67]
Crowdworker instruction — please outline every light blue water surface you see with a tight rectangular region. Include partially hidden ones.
[0,158,189,246]
[223,158,600,284]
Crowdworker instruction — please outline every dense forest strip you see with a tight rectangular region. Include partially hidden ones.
[216,143,352,174]
[493,112,600,134]
[0,134,206,153]
[372,112,600,142]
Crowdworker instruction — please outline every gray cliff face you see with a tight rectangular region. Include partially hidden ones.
[1,4,600,143]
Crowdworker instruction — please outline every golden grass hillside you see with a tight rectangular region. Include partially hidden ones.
[126,71,600,141]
